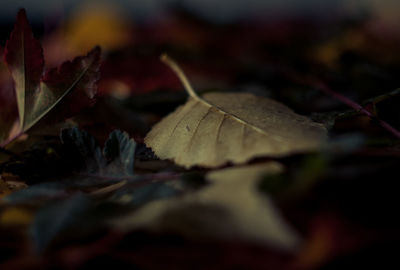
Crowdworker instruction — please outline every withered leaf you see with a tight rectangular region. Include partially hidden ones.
[1,9,101,147]
[145,56,327,168]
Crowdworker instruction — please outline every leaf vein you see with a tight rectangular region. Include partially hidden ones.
[169,99,198,138]
[24,55,96,131]
[186,106,211,152]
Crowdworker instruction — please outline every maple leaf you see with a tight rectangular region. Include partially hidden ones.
[145,55,328,168]
[0,9,101,147]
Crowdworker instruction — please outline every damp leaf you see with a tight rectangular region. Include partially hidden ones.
[145,55,327,168]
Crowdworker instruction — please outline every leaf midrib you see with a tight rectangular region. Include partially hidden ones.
[23,57,95,132]
[160,55,280,139]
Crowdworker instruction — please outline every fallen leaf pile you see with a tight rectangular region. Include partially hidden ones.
[0,7,400,270]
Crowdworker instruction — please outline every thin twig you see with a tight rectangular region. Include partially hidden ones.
[288,72,400,139]
[311,79,400,139]
[75,171,183,183]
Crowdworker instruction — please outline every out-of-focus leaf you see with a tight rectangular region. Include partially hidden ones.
[43,4,130,67]
[3,181,68,205]
[201,163,300,250]
[31,193,92,252]
[0,207,32,226]
[259,154,329,199]
[64,4,131,54]
[2,177,121,205]
[113,162,301,251]
[109,180,183,207]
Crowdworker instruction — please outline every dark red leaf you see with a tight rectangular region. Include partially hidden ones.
[41,46,101,119]
[0,9,101,146]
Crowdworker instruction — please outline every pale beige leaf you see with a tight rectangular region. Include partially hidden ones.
[112,162,301,251]
[145,56,327,168]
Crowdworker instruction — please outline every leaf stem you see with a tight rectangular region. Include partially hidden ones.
[159,54,301,141]
[160,54,200,99]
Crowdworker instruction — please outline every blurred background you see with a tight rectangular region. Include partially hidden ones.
[0,0,399,36]
[0,0,399,23]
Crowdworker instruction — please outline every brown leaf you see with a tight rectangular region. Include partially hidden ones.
[145,56,327,168]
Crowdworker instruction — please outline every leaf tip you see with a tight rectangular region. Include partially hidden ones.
[159,54,199,99]
[16,8,28,20]
[160,53,169,63]
[88,45,102,58]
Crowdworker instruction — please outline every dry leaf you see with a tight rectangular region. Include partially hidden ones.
[199,163,301,249]
[112,162,301,251]
[145,55,327,168]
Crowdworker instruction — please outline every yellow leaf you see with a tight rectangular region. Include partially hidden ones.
[145,55,327,168]
[64,4,131,54]
[0,207,32,226]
